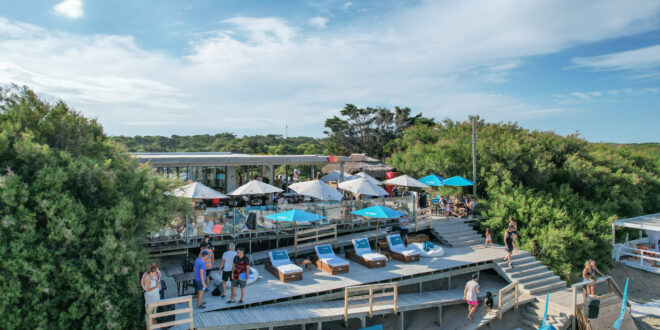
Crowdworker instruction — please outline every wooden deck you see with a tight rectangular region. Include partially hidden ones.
[191,244,507,312]
[192,285,502,329]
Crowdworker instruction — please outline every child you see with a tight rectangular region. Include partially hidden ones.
[484,228,494,248]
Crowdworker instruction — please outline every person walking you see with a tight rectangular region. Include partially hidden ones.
[484,228,494,248]
[463,274,481,320]
[200,243,214,286]
[194,253,207,308]
[218,243,237,298]
[143,265,161,324]
[228,247,250,304]
[503,228,515,268]
[418,192,428,215]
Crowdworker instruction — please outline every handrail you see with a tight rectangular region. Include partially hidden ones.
[294,224,337,258]
[498,281,519,320]
[570,275,630,330]
[146,296,193,330]
[614,245,660,267]
[344,282,398,323]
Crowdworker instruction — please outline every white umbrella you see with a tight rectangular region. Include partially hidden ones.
[319,170,357,183]
[289,180,343,201]
[338,178,389,196]
[353,172,382,185]
[229,180,283,195]
[170,182,229,199]
[382,175,429,188]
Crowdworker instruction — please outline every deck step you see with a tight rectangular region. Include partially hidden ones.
[496,256,537,268]
[522,275,561,289]
[506,264,547,277]
[449,239,484,247]
[527,281,567,295]
[444,233,482,242]
[439,230,481,239]
[515,270,556,284]
[433,226,475,235]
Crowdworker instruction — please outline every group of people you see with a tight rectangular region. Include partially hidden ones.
[441,195,478,220]
[481,217,520,268]
[193,237,250,309]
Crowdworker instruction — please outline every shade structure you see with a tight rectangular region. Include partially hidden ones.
[441,176,474,186]
[383,175,429,188]
[264,209,325,222]
[319,170,357,183]
[353,172,382,185]
[170,182,229,199]
[351,205,406,219]
[338,177,389,196]
[418,174,445,186]
[229,180,283,195]
[288,180,343,201]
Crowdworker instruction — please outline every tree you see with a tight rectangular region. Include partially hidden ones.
[324,104,433,159]
[0,87,189,328]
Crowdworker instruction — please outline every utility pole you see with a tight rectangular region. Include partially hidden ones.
[285,123,288,139]
[471,116,477,197]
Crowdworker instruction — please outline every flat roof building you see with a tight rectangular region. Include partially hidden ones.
[134,152,351,192]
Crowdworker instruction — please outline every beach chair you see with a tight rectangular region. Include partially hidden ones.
[384,234,420,263]
[313,244,349,275]
[265,250,303,282]
[345,238,387,268]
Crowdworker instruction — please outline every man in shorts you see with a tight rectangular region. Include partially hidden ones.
[218,243,237,298]
[194,253,207,308]
[463,273,480,320]
[399,215,410,247]
[228,247,249,304]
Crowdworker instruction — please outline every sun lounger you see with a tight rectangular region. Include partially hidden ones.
[345,238,387,268]
[313,244,349,275]
[265,250,303,282]
[384,234,420,263]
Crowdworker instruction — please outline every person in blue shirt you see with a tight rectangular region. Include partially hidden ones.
[194,254,207,308]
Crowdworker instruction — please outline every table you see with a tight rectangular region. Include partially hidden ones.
[173,272,196,296]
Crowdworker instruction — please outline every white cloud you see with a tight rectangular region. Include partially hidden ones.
[53,0,83,19]
[308,16,328,29]
[554,88,655,104]
[572,44,660,71]
[342,2,353,10]
[2,0,660,136]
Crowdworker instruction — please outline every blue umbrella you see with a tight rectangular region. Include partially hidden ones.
[419,174,444,186]
[351,205,406,219]
[441,176,473,186]
[264,209,325,222]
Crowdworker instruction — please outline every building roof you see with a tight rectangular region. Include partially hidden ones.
[133,152,350,167]
[614,213,660,232]
[321,153,394,179]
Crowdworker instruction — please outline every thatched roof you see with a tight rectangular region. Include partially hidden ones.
[321,153,394,179]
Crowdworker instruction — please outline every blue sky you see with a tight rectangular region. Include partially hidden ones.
[1,0,659,143]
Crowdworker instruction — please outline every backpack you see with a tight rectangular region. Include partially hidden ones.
[212,286,222,296]
[583,297,600,319]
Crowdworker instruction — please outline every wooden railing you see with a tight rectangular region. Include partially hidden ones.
[570,275,628,330]
[294,224,337,258]
[146,296,193,330]
[614,244,660,268]
[344,283,398,323]
[498,281,519,320]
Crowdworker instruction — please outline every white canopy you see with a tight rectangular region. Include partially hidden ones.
[229,180,283,196]
[319,170,357,183]
[614,213,660,232]
[382,174,429,188]
[353,172,382,185]
[288,180,343,201]
[338,177,389,196]
[170,182,229,199]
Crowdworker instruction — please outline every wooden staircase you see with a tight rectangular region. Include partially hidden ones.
[495,252,567,295]
[430,219,483,247]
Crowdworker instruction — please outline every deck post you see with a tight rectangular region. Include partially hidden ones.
[399,311,405,330]
[360,316,366,328]
[571,284,577,330]
[317,321,322,329]
[447,275,451,289]
[436,305,443,326]
[419,282,423,293]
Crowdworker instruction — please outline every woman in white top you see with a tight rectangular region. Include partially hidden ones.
[144,265,161,324]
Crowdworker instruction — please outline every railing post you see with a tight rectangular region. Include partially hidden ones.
[514,282,519,310]
[369,287,374,318]
[571,285,577,330]
[393,284,398,314]
[344,288,349,324]
[498,290,503,320]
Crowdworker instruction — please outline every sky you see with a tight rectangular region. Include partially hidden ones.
[1,0,659,143]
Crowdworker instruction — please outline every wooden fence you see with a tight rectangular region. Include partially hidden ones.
[294,224,337,258]
[146,296,193,330]
[498,281,519,320]
[344,283,398,323]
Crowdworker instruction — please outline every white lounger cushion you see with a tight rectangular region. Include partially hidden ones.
[387,234,420,256]
[276,263,303,274]
[390,246,420,256]
[269,250,292,267]
[352,238,373,256]
[360,252,386,261]
[321,257,349,267]
[315,245,336,260]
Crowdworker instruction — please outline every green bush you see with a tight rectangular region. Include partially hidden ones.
[0,88,189,328]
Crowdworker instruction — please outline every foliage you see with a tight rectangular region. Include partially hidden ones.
[324,104,434,159]
[0,87,190,328]
[113,133,329,155]
[389,118,660,282]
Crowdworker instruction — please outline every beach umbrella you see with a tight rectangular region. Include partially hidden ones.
[319,170,357,183]
[338,178,389,196]
[229,180,283,195]
[383,175,429,188]
[170,182,229,199]
[418,174,445,186]
[353,172,382,185]
[441,176,473,186]
[288,180,343,201]
[351,205,406,249]
[264,209,326,222]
